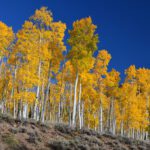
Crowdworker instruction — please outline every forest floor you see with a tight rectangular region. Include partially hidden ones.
[0,114,150,150]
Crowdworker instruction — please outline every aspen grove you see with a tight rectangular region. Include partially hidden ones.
[0,7,150,140]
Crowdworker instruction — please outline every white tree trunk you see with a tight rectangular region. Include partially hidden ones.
[78,82,82,129]
[112,117,116,135]
[58,100,61,122]
[120,121,124,136]
[0,102,4,114]
[23,103,28,119]
[13,67,17,118]
[81,101,84,128]
[41,61,51,123]
[99,100,103,133]
[34,61,41,120]
[132,128,135,139]
[145,131,148,140]
[69,84,73,126]
[72,72,78,126]
[107,97,113,133]
[41,81,51,123]
[18,100,22,120]
[13,98,16,118]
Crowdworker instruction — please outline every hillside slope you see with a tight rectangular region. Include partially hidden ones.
[0,115,149,150]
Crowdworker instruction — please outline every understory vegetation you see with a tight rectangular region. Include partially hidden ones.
[0,7,150,141]
[0,114,150,150]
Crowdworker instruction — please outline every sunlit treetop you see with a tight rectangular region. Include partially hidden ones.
[30,7,53,27]
[67,17,99,73]
[0,21,14,57]
[94,50,111,76]
[125,65,136,83]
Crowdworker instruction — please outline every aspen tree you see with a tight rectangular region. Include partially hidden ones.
[0,21,14,113]
[68,17,98,126]
[104,69,120,134]
[93,50,111,133]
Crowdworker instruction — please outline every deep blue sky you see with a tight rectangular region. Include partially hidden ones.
[0,0,150,80]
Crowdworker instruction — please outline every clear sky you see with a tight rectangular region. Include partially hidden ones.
[0,0,150,80]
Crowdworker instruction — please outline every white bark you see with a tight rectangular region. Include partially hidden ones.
[69,84,73,126]
[36,106,40,121]
[99,101,103,133]
[58,100,61,122]
[0,102,4,114]
[107,97,113,133]
[132,128,135,139]
[11,88,16,118]
[13,67,17,118]
[78,82,82,129]
[81,101,84,128]
[41,80,51,123]
[18,100,22,120]
[112,117,116,135]
[34,61,41,120]
[23,103,28,119]
[137,129,140,140]
[72,72,78,126]
[41,60,51,123]
[120,121,124,136]
[145,131,148,140]
[112,99,116,135]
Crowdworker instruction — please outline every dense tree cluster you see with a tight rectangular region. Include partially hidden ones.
[0,7,149,140]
